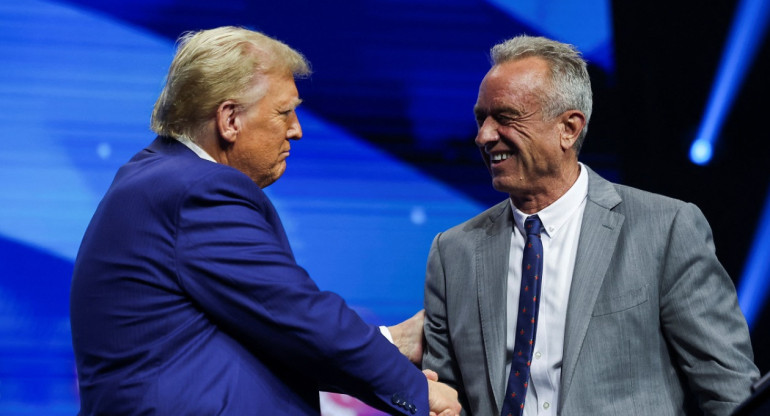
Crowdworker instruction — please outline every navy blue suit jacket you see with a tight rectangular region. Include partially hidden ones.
[70,137,428,415]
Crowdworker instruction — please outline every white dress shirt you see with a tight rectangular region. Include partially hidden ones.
[505,163,588,415]
[176,135,217,162]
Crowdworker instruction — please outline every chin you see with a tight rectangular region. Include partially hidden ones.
[491,178,520,196]
[492,186,513,197]
[259,166,287,188]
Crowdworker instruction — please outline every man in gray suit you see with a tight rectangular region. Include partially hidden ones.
[422,35,760,416]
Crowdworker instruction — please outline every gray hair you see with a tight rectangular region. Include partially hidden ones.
[151,26,311,140]
[491,35,593,153]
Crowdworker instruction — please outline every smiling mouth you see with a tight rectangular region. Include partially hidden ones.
[490,152,512,162]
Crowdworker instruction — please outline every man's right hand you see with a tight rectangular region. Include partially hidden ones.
[426,371,461,416]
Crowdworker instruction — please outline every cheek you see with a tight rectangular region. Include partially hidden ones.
[500,125,532,146]
[525,127,558,152]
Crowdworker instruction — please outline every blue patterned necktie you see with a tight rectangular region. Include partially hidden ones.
[501,215,544,416]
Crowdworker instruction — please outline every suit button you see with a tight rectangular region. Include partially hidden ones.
[391,394,401,405]
[409,404,417,414]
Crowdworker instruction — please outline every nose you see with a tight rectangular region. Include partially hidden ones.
[288,112,302,140]
[475,117,499,149]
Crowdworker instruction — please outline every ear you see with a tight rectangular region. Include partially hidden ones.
[559,110,586,151]
[216,100,240,144]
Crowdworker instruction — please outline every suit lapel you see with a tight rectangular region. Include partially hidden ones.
[559,168,624,411]
[476,200,513,412]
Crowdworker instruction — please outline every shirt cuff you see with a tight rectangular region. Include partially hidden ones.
[379,325,394,344]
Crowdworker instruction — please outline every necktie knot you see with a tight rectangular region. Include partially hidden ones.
[524,215,542,237]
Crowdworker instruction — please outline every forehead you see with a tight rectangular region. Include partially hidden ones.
[476,56,551,108]
[265,71,299,99]
[245,70,299,106]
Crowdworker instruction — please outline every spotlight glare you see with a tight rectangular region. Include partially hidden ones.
[689,140,713,165]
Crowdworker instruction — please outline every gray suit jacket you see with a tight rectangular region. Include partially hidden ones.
[423,166,759,416]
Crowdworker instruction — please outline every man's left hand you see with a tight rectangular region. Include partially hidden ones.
[388,309,425,365]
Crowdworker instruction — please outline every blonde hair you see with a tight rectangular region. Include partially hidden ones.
[151,26,311,139]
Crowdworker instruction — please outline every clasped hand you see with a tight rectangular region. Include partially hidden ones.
[425,369,461,416]
[389,310,461,415]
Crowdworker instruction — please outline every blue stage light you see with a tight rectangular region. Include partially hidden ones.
[738,185,770,329]
[689,0,770,165]
[689,139,712,165]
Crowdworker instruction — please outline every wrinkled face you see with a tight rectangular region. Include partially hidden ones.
[473,57,569,198]
[229,71,303,188]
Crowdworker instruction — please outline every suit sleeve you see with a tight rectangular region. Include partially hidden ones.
[174,169,429,416]
[423,232,469,412]
[659,203,759,415]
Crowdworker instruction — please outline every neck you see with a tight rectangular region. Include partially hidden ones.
[191,126,228,165]
[510,163,581,214]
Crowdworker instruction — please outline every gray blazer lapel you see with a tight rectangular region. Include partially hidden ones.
[559,168,624,410]
[476,200,513,412]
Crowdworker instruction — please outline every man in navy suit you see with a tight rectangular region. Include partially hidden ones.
[70,26,461,416]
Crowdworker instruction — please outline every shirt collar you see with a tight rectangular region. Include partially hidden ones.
[175,135,217,163]
[511,162,589,238]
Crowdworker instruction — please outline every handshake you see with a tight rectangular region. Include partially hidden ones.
[389,310,462,416]
[424,368,462,416]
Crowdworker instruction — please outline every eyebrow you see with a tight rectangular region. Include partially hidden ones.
[473,105,488,119]
[474,104,522,118]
